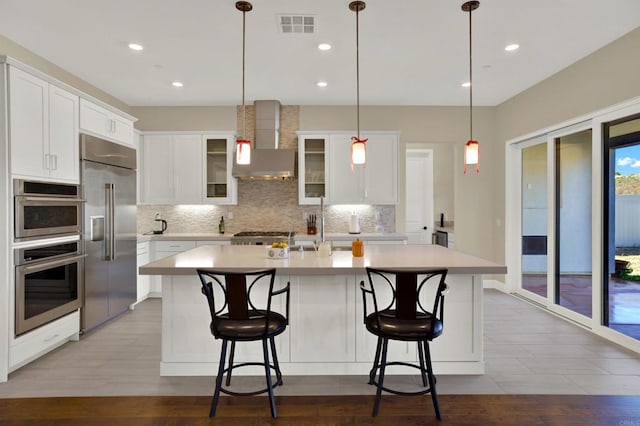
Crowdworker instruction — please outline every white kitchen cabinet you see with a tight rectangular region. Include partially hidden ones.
[297,133,328,205]
[136,242,151,303]
[9,66,79,182]
[9,310,79,372]
[327,132,399,205]
[79,98,134,146]
[148,240,197,296]
[141,133,203,204]
[289,275,356,363]
[134,130,143,203]
[203,134,237,205]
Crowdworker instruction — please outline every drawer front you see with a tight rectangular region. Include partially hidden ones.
[137,242,150,255]
[154,241,196,252]
[10,311,79,370]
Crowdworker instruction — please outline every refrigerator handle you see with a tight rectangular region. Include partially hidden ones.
[105,183,116,261]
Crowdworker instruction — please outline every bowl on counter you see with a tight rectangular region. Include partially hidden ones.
[267,247,289,259]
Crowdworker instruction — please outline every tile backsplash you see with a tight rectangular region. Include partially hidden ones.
[137,201,395,236]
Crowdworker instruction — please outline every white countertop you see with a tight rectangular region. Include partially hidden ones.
[139,244,506,276]
[137,232,408,243]
[138,233,230,243]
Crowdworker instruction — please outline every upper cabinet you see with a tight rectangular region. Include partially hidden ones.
[140,132,237,205]
[203,134,237,205]
[297,133,328,205]
[80,98,134,146]
[9,66,79,182]
[327,132,399,205]
[141,133,202,204]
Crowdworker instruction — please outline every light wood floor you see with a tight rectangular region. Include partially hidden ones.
[2,394,640,425]
[1,289,640,398]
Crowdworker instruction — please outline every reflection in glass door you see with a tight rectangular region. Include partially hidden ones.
[555,129,592,318]
[521,143,548,299]
[604,116,640,340]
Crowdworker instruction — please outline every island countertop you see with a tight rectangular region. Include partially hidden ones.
[139,244,506,276]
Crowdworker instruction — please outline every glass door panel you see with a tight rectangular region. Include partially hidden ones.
[604,115,640,340]
[521,143,548,298]
[555,129,593,318]
[206,138,228,198]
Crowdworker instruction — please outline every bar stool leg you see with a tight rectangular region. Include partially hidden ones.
[417,341,428,387]
[423,340,441,420]
[210,339,228,417]
[369,336,382,385]
[372,337,389,417]
[225,340,236,386]
[270,336,283,386]
[262,339,277,418]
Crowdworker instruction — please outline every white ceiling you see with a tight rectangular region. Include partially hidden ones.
[1,0,639,107]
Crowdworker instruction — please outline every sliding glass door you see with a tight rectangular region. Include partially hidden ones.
[521,142,548,300]
[554,129,593,318]
[516,125,593,325]
[603,115,640,340]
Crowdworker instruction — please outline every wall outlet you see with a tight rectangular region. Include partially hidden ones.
[303,212,308,220]
[227,211,234,220]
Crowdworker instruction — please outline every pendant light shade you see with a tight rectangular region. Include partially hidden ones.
[462,1,480,174]
[350,1,367,167]
[235,1,252,166]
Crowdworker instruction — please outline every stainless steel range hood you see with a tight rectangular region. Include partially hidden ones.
[232,100,297,180]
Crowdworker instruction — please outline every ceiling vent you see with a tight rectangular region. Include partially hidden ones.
[278,15,315,34]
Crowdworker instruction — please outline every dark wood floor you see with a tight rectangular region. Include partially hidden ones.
[2,394,640,425]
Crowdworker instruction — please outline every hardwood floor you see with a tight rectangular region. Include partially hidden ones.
[2,394,640,425]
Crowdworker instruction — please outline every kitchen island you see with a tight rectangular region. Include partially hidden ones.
[139,244,506,376]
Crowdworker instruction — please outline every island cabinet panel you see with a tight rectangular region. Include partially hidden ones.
[160,275,289,375]
[428,274,482,362]
[289,275,357,363]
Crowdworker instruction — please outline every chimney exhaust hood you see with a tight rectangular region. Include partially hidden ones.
[232,100,297,180]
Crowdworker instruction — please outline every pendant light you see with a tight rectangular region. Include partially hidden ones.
[235,1,252,165]
[462,1,480,174]
[349,1,367,167]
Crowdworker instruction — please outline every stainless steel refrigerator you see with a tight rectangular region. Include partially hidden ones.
[80,133,137,332]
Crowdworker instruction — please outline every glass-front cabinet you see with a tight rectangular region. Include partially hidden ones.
[298,133,328,205]
[203,134,237,204]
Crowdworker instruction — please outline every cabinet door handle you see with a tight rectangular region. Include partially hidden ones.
[44,154,50,170]
[51,154,57,170]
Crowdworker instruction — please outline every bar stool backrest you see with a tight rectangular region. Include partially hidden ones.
[362,268,449,335]
[197,268,278,337]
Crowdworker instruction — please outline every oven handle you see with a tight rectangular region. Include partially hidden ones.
[21,197,86,203]
[17,253,87,274]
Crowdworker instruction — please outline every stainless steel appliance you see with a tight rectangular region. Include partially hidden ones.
[231,231,294,246]
[80,134,137,332]
[14,239,85,336]
[433,230,448,247]
[14,179,83,241]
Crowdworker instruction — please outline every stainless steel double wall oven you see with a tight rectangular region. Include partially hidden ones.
[13,179,85,336]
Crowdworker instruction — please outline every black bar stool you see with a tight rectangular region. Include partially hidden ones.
[360,267,449,419]
[197,268,290,418]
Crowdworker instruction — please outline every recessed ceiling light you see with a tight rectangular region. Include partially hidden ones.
[505,43,519,52]
[128,43,144,51]
[172,81,184,88]
[317,81,328,87]
[461,81,471,88]
[318,43,331,51]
